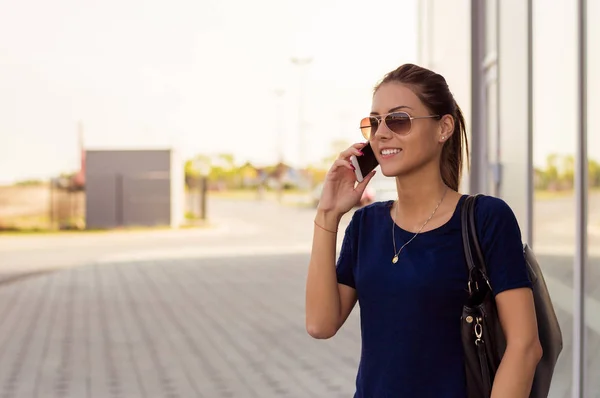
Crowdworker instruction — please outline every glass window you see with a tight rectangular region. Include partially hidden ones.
[532,0,577,395]
[586,0,600,394]
[496,0,531,231]
[484,0,498,55]
[483,0,498,196]
[484,73,499,196]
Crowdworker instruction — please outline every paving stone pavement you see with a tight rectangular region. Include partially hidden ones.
[0,250,598,397]
[0,253,362,398]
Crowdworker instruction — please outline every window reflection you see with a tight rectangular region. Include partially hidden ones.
[586,0,600,395]
[531,0,577,395]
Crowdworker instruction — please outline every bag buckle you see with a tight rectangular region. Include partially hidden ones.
[474,317,484,345]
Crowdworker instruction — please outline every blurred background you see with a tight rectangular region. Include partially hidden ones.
[0,0,598,397]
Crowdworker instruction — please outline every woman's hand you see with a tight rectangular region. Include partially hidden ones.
[317,142,376,217]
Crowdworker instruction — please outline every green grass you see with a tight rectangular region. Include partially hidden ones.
[534,187,600,201]
[208,188,307,200]
[208,190,259,200]
[0,216,213,236]
[534,190,574,200]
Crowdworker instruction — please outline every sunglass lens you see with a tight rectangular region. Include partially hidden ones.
[360,117,375,139]
[385,112,411,135]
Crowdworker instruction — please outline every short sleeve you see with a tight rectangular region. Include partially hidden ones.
[475,196,532,296]
[336,213,358,289]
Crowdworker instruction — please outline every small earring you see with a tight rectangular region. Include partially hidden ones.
[441,136,445,140]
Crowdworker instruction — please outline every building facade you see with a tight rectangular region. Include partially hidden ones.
[85,149,184,229]
[418,0,598,396]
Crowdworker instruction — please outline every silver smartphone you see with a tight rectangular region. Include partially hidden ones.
[350,142,379,182]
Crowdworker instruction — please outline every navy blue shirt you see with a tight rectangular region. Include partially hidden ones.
[336,194,532,398]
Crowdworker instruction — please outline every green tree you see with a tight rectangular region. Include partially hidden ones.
[561,155,575,189]
[217,153,235,170]
[589,159,600,188]
[185,155,211,176]
[207,153,240,189]
[185,155,212,188]
[546,154,559,180]
[543,154,560,190]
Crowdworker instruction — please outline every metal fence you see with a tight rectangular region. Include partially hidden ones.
[0,182,84,231]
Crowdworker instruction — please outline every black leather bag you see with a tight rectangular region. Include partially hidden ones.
[460,194,563,398]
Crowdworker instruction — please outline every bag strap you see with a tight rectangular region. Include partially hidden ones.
[461,194,492,294]
[461,195,478,281]
[467,194,487,274]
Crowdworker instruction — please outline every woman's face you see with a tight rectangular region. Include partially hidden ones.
[367,82,451,178]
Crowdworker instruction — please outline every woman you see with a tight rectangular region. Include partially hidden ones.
[305,64,542,397]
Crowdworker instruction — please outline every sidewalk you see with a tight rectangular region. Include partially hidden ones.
[0,197,598,397]
[0,252,360,398]
[0,249,593,398]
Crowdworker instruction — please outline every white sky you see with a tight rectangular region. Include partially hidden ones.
[0,0,597,184]
[532,0,600,170]
[0,0,419,183]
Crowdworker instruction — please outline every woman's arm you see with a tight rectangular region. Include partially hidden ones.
[491,287,543,397]
[473,196,543,397]
[305,143,372,340]
[305,210,357,339]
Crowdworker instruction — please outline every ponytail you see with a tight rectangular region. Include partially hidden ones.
[441,102,468,191]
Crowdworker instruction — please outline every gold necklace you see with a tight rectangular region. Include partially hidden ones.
[391,187,449,264]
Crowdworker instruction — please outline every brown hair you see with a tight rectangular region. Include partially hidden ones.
[374,64,469,191]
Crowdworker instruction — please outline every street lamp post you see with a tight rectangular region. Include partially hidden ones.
[291,57,313,188]
[273,88,286,203]
[273,88,286,163]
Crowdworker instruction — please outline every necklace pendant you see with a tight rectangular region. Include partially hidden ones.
[392,255,399,264]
